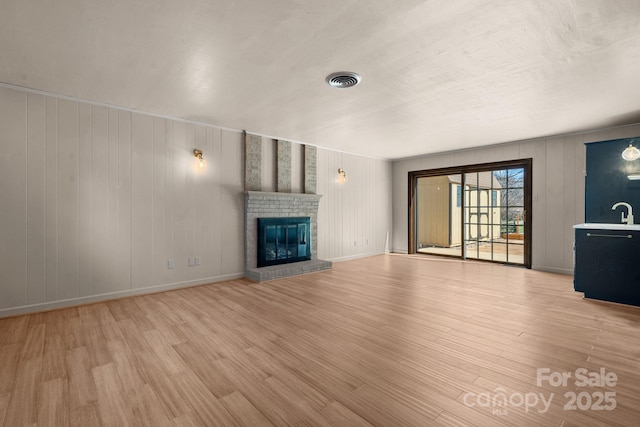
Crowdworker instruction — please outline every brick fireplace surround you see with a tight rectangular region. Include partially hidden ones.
[243,134,332,281]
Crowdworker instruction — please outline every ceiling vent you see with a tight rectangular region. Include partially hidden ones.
[326,72,362,88]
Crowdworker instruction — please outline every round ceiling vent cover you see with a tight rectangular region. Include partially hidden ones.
[326,71,362,88]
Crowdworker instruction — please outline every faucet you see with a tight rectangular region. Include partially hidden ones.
[612,202,634,225]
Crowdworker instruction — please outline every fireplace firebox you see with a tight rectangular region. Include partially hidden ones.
[257,217,311,267]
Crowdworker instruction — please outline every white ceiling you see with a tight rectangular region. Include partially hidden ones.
[2,0,640,159]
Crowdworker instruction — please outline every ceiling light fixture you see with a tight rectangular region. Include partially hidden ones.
[622,142,640,161]
[326,72,362,88]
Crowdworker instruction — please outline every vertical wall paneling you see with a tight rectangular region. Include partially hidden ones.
[380,158,389,252]
[184,124,196,279]
[322,149,335,259]
[152,117,166,287]
[518,139,547,269]
[90,105,109,296]
[78,103,92,297]
[562,136,579,268]
[172,121,187,280]
[131,113,154,289]
[220,130,244,276]
[193,124,207,280]
[0,88,27,309]
[334,150,344,259]
[57,99,79,300]
[328,150,337,259]
[316,148,327,258]
[358,156,365,254]
[117,110,132,291]
[544,139,565,270]
[45,96,59,302]
[107,108,120,293]
[342,152,353,256]
[164,119,175,284]
[343,151,352,257]
[26,93,46,304]
[314,148,391,262]
[173,122,190,281]
[317,148,328,258]
[205,127,223,278]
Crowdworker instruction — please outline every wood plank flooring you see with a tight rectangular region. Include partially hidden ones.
[1,254,639,426]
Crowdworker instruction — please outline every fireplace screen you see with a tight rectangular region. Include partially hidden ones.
[257,217,311,267]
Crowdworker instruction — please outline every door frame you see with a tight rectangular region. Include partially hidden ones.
[408,158,532,268]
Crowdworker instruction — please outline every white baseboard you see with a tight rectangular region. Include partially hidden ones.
[390,249,409,254]
[0,273,245,318]
[329,252,386,263]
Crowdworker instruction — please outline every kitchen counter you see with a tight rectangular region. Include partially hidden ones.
[574,223,640,231]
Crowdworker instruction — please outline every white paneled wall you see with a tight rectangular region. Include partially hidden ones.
[0,85,393,316]
[316,149,392,261]
[0,86,244,316]
[392,124,640,274]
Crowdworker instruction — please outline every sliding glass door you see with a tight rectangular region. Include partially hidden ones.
[409,160,531,267]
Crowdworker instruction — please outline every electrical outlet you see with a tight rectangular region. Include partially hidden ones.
[195,256,201,265]
[188,257,195,267]
[168,259,175,269]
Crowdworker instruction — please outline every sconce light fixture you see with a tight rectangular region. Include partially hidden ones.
[622,142,640,161]
[338,168,348,183]
[194,149,207,169]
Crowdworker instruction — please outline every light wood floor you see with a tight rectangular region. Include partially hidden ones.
[1,254,639,426]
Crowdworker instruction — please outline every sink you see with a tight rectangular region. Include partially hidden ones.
[573,223,640,231]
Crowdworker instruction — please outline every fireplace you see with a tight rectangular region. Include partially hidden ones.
[257,217,311,267]
[245,191,331,281]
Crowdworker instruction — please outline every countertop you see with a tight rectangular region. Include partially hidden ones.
[573,223,640,231]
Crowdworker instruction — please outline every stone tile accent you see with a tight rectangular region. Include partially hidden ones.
[304,145,317,194]
[245,133,262,191]
[277,140,292,193]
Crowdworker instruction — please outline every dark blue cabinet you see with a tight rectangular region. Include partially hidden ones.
[574,227,640,306]
[585,137,640,223]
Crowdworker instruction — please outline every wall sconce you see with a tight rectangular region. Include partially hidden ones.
[622,143,640,161]
[338,168,348,183]
[194,149,207,169]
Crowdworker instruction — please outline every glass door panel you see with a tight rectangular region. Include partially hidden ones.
[462,168,526,265]
[415,175,462,258]
[503,168,525,264]
[464,171,497,261]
